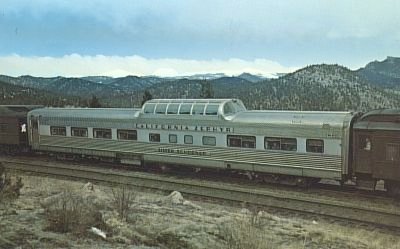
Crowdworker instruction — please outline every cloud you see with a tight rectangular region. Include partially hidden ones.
[3,0,400,42]
[1,0,399,69]
[0,54,297,77]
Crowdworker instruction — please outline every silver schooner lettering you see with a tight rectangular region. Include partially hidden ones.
[158,148,210,156]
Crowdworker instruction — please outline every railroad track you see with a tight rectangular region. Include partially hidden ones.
[1,157,400,229]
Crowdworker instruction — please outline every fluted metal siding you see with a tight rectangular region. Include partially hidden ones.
[40,117,135,130]
[38,135,342,179]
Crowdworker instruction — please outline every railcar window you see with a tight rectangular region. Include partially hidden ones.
[203,136,216,146]
[281,138,297,151]
[117,129,137,140]
[184,135,193,144]
[155,104,168,114]
[169,134,177,143]
[223,102,235,115]
[71,127,88,137]
[0,123,7,133]
[265,137,297,151]
[192,104,205,115]
[227,135,256,148]
[179,104,192,114]
[306,139,324,153]
[50,126,66,136]
[359,136,371,150]
[242,137,256,148]
[228,136,241,147]
[149,133,160,142]
[205,104,219,115]
[143,104,156,114]
[265,137,280,150]
[386,143,400,161]
[167,104,180,114]
[93,128,112,139]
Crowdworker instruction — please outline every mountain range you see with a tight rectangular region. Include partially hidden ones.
[0,56,399,111]
[357,56,400,88]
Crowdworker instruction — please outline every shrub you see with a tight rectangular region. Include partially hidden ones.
[0,164,23,204]
[43,188,106,235]
[111,185,136,222]
[218,214,271,249]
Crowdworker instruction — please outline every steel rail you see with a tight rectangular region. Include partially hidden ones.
[2,157,400,228]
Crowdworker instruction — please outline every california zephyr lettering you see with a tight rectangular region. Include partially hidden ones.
[133,123,234,133]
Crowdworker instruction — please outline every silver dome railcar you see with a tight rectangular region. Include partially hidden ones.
[27,99,358,185]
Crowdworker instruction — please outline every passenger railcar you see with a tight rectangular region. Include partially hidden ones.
[0,105,41,153]
[27,99,358,186]
[353,109,400,195]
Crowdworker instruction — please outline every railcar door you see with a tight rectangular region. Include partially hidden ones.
[18,118,28,145]
[354,132,373,175]
[372,132,400,181]
[30,116,40,149]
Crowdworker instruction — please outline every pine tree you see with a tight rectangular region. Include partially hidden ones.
[89,95,102,108]
[200,80,214,98]
[141,90,153,106]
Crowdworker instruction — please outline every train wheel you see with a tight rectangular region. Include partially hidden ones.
[296,177,320,188]
[261,174,280,184]
[385,180,400,198]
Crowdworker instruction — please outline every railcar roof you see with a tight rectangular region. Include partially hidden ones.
[0,105,43,117]
[144,99,235,104]
[354,109,400,130]
[231,110,355,127]
[29,107,141,119]
[359,109,400,120]
[141,98,246,117]
[27,101,357,128]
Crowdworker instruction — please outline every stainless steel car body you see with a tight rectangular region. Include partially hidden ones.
[28,99,357,180]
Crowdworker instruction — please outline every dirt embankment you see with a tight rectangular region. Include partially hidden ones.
[1,173,400,249]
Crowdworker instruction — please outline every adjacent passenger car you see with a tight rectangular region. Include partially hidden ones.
[353,109,400,195]
[0,105,41,153]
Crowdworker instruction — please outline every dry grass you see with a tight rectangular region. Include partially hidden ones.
[302,222,400,249]
[42,188,106,235]
[0,168,26,248]
[4,172,400,249]
[0,166,23,205]
[153,231,194,249]
[218,213,273,249]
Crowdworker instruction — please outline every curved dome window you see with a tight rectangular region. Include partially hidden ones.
[155,104,167,114]
[179,104,192,114]
[143,104,156,114]
[192,104,206,115]
[205,104,219,115]
[167,104,180,114]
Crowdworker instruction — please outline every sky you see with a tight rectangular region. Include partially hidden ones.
[0,0,399,77]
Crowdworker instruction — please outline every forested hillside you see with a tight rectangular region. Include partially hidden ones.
[0,80,86,106]
[1,57,400,111]
[240,64,400,111]
[357,56,400,89]
[145,64,400,111]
